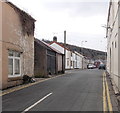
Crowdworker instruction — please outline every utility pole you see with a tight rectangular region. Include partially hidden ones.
[64,31,66,73]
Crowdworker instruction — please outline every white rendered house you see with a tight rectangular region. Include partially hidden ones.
[106,0,120,92]
[74,51,83,69]
[50,41,72,69]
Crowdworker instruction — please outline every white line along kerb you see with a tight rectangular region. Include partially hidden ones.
[22,92,53,113]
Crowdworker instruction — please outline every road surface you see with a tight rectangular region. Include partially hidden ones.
[2,69,104,111]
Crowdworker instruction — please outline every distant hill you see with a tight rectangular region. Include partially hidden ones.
[42,39,106,60]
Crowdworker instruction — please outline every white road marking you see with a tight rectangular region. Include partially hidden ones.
[22,92,53,113]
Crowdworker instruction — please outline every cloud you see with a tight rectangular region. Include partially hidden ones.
[8,0,109,51]
[42,1,109,17]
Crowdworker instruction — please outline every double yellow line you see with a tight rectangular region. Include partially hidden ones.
[103,72,113,112]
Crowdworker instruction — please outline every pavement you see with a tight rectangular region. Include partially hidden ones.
[105,73,119,111]
[2,69,119,112]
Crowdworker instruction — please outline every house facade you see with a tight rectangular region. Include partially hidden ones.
[70,52,75,69]
[50,41,86,70]
[50,41,72,70]
[82,57,89,69]
[34,39,64,77]
[107,0,120,91]
[74,51,83,69]
[0,1,35,89]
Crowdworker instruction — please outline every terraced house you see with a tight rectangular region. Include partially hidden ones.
[0,1,35,89]
[34,39,65,77]
[107,0,120,92]
[50,38,72,70]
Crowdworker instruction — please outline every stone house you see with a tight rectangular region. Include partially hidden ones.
[0,1,35,89]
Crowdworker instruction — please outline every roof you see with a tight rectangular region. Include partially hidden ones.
[74,51,84,57]
[35,39,63,55]
[50,41,71,51]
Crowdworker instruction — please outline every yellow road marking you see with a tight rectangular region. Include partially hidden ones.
[103,73,107,112]
[103,72,113,112]
[103,73,107,113]
[1,73,66,96]
[104,73,113,112]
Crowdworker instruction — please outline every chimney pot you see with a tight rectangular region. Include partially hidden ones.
[53,36,57,42]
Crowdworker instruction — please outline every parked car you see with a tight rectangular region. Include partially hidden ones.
[87,64,96,69]
[98,64,106,70]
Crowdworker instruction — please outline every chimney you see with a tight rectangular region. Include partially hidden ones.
[53,36,57,42]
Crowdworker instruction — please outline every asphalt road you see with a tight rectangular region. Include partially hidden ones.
[2,69,104,112]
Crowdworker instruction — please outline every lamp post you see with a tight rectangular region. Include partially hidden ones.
[81,40,87,56]
[101,25,109,64]
[64,31,66,73]
[81,41,87,69]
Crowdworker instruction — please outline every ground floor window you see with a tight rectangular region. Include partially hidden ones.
[71,61,73,66]
[8,50,21,77]
[67,58,69,66]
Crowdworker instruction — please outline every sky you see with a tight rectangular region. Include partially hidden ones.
[8,0,109,52]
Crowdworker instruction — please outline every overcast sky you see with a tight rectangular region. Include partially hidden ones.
[9,0,109,51]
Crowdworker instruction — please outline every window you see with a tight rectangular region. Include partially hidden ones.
[71,61,72,66]
[112,42,114,47]
[115,41,117,48]
[8,50,21,77]
[67,60,69,66]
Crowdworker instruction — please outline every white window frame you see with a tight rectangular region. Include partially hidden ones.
[8,51,21,78]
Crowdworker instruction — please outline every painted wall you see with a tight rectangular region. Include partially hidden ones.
[50,42,84,70]
[70,52,74,69]
[75,51,83,69]
[57,54,63,72]
[1,2,35,89]
[83,58,89,69]
[50,42,71,69]
[107,0,120,91]
[66,50,71,69]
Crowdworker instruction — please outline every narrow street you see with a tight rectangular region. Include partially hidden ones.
[1,1,120,113]
[3,69,105,111]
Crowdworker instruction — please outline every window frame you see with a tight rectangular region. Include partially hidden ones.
[8,50,21,78]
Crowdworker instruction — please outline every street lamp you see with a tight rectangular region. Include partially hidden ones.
[81,40,87,57]
[101,25,108,62]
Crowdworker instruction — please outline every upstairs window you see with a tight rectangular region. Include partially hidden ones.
[8,50,21,77]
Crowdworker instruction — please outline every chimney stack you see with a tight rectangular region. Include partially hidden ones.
[53,36,57,42]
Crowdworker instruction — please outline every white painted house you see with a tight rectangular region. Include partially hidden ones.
[74,51,83,69]
[82,57,89,69]
[50,41,85,70]
[50,41,72,69]
[106,0,120,92]
[70,52,75,69]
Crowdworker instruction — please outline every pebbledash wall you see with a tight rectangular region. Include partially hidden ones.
[0,1,35,89]
[107,0,120,91]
